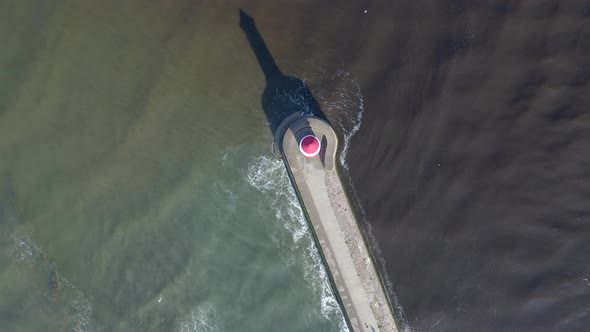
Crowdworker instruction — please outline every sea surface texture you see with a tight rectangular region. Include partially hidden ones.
[1,1,589,332]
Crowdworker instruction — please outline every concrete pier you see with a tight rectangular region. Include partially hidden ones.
[277,115,399,332]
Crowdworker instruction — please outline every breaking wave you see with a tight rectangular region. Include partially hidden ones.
[246,155,309,243]
[246,155,348,331]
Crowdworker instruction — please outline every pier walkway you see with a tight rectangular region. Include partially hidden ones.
[277,115,399,332]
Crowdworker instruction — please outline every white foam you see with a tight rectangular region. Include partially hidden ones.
[212,182,237,214]
[246,156,309,243]
[300,70,365,171]
[246,154,348,331]
[246,155,286,193]
[178,303,220,332]
[69,294,95,332]
[339,101,364,171]
[7,233,96,332]
[9,233,44,265]
[304,236,343,321]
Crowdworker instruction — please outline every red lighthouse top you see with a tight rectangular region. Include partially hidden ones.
[299,135,321,158]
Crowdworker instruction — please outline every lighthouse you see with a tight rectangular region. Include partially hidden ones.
[299,135,321,158]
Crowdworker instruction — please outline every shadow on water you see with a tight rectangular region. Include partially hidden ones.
[240,12,357,330]
[239,9,328,136]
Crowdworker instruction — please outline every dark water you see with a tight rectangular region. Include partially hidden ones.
[242,1,590,330]
[342,1,590,331]
[2,1,590,331]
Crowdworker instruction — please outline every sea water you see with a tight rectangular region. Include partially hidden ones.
[0,1,370,331]
[0,146,348,331]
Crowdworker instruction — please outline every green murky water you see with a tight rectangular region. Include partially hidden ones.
[0,1,351,331]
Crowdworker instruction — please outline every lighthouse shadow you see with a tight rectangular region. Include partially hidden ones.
[239,9,328,137]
